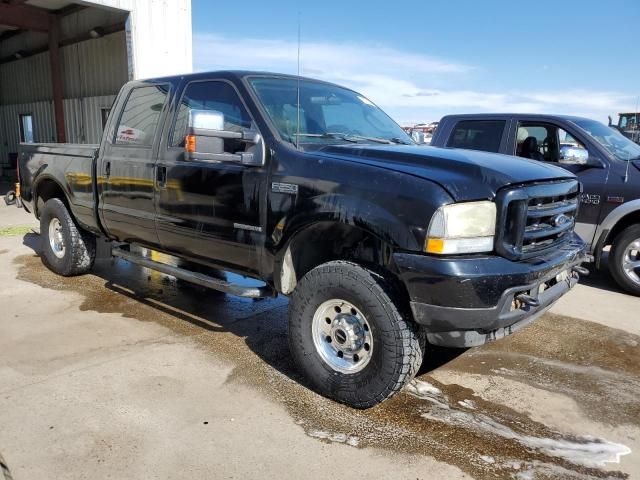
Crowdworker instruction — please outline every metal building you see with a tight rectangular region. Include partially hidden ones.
[0,0,193,177]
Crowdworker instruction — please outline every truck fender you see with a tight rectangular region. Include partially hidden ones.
[272,193,425,293]
[593,199,640,264]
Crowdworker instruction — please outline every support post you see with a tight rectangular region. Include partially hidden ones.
[48,15,66,143]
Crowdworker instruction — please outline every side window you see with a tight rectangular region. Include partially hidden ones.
[114,85,169,146]
[172,81,253,149]
[19,114,34,143]
[517,123,586,163]
[446,120,505,152]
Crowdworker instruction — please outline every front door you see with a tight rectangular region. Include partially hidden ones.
[99,83,171,246]
[155,79,266,274]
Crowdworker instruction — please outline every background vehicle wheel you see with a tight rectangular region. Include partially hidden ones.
[288,260,424,408]
[610,224,640,296]
[40,198,96,276]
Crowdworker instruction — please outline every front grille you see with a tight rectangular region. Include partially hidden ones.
[495,180,580,260]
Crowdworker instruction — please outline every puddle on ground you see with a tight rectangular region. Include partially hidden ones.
[13,240,638,479]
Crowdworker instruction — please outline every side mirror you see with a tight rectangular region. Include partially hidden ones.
[186,109,265,166]
[559,145,589,165]
[608,115,613,127]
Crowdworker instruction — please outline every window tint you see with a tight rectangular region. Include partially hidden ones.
[115,85,168,146]
[172,81,253,147]
[447,120,504,152]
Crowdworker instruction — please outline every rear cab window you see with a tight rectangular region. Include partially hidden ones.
[446,120,505,153]
[114,84,170,146]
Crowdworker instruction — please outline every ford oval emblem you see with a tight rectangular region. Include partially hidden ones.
[552,213,570,227]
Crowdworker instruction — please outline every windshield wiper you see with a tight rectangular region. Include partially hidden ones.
[293,133,359,143]
[293,132,402,145]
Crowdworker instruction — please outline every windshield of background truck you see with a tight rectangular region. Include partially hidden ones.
[248,77,412,146]
[573,118,640,161]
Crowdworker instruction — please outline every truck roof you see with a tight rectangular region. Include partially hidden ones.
[135,70,345,89]
[439,113,594,123]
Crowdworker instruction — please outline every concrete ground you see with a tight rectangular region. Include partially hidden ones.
[0,196,639,480]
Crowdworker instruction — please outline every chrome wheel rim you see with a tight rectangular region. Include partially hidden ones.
[48,218,65,259]
[311,299,373,374]
[622,238,640,286]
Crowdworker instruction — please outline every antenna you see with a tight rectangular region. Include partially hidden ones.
[295,11,301,150]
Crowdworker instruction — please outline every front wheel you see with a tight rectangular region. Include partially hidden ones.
[288,261,424,408]
[40,198,96,276]
[610,225,640,296]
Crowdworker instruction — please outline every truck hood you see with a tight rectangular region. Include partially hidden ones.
[315,144,575,201]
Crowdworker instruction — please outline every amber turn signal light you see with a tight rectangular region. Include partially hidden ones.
[185,135,196,153]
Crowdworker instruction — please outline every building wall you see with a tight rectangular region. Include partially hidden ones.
[85,0,193,80]
[0,31,128,105]
[0,0,192,173]
[0,94,117,167]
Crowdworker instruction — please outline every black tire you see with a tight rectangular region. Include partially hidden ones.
[4,191,16,206]
[609,224,640,296]
[40,198,96,276]
[288,260,424,408]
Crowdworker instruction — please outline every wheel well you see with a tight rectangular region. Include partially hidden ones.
[35,179,68,218]
[605,210,640,246]
[279,222,396,294]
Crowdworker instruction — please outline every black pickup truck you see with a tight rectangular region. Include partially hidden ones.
[17,72,588,407]
[431,114,640,296]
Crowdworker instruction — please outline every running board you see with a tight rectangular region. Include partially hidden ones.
[111,247,275,298]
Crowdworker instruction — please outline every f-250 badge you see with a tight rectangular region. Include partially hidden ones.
[580,193,600,205]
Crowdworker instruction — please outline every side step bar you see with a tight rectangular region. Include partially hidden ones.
[111,247,275,298]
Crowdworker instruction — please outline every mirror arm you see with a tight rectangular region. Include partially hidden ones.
[186,151,255,164]
[189,127,260,143]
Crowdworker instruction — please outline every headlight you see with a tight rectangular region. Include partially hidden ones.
[425,201,496,254]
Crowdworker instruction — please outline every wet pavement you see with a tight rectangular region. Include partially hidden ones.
[1,212,639,478]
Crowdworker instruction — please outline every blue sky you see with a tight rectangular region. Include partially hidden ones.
[191,0,639,124]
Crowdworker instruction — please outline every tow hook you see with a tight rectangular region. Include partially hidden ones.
[573,265,590,276]
[516,293,540,308]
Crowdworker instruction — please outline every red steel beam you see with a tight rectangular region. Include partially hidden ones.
[48,15,66,143]
[0,3,51,32]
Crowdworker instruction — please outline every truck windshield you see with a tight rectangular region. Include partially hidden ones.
[573,118,640,161]
[248,77,412,146]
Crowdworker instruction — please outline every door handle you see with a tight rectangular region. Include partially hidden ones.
[104,161,111,177]
[157,165,167,187]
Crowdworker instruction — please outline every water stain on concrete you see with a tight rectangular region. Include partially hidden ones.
[14,247,635,479]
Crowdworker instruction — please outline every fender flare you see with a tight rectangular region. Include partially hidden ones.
[271,193,424,293]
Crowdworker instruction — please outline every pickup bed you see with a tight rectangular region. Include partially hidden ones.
[17,71,588,407]
[431,114,640,296]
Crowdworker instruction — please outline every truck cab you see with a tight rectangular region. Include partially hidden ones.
[432,114,640,295]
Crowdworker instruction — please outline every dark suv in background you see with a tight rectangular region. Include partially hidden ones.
[431,114,640,295]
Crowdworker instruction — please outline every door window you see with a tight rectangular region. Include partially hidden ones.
[19,114,34,143]
[446,120,505,152]
[517,122,586,163]
[172,81,253,152]
[114,85,169,146]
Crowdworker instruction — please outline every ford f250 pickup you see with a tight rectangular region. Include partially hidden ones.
[17,72,588,407]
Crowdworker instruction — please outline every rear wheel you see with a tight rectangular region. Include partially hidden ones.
[288,261,424,408]
[610,224,640,296]
[40,198,96,276]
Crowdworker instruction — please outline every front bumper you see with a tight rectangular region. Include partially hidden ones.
[393,234,589,348]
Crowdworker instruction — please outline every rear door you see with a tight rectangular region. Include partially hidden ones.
[443,118,510,153]
[154,78,267,274]
[98,82,171,246]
